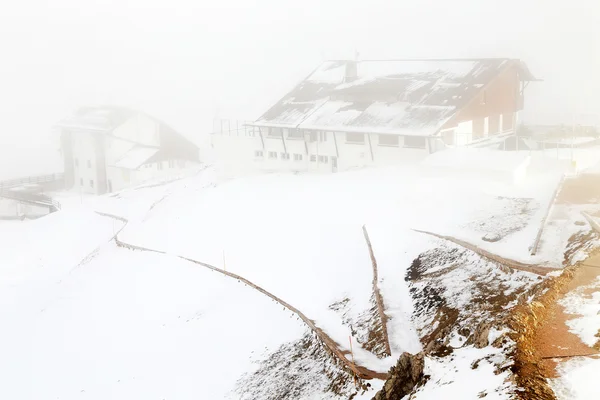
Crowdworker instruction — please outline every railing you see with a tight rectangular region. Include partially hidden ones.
[0,189,61,211]
[0,173,65,190]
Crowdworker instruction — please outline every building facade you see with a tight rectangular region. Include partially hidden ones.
[212,59,537,173]
[57,106,199,195]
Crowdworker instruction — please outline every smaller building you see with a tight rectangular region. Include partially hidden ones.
[212,58,537,173]
[57,106,199,195]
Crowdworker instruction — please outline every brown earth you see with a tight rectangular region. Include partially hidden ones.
[532,261,600,378]
[511,170,600,399]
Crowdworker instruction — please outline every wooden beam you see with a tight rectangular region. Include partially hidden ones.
[258,127,265,150]
[333,131,340,157]
[280,130,288,154]
[367,133,374,161]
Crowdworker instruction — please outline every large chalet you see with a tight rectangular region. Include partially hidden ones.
[214,58,537,173]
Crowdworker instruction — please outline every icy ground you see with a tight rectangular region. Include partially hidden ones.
[0,161,573,399]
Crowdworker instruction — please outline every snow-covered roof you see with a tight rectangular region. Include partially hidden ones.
[113,147,159,170]
[55,106,132,132]
[255,59,536,136]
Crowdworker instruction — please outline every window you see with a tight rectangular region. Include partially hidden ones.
[310,155,317,162]
[268,151,278,159]
[473,118,485,139]
[287,129,303,139]
[319,132,327,142]
[293,153,303,161]
[87,160,92,168]
[346,132,365,144]
[75,158,79,167]
[318,155,328,163]
[90,179,94,188]
[305,131,317,142]
[254,150,264,157]
[404,136,426,149]
[502,113,514,131]
[378,134,399,146]
[80,178,83,186]
[488,115,500,135]
[281,153,290,160]
[442,130,455,146]
[268,127,283,137]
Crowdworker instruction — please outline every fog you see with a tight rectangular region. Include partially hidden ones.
[2,2,600,398]
[0,0,598,177]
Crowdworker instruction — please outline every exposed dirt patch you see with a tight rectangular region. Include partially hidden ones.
[406,244,539,360]
[329,295,390,359]
[468,196,538,242]
[510,249,600,399]
[564,230,600,266]
[234,331,369,399]
[533,265,600,376]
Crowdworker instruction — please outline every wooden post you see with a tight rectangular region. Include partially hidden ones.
[366,133,374,161]
[281,129,288,155]
[333,131,340,157]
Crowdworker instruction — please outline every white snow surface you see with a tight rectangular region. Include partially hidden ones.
[552,357,600,400]
[413,347,515,400]
[0,159,570,399]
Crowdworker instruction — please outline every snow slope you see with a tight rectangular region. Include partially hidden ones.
[0,244,310,399]
[116,163,562,374]
[0,157,569,399]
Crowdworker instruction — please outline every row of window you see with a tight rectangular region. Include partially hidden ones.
[80,178,94,188]
[74,159,92,168]
[79,178,113,191]
[267,128,328,142]
[265,129,427,148]
[255,151,336,164]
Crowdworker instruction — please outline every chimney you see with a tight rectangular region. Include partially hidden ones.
[344,60,358,83]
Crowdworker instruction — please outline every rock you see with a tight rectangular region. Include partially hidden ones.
[467,321,493,349]
[482,233,502,243]
[372,352,425,400]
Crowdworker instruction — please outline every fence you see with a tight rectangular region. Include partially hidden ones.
[0,189,61,212]
[0,173,65,190]
[211,119,258,137]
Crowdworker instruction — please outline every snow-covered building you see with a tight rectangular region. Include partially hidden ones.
[57,106,199,195]
[212,58,537,173]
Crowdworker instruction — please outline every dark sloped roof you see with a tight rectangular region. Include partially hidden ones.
[255,59,536,136]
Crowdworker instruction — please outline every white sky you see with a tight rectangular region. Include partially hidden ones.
[0,0,598,177]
